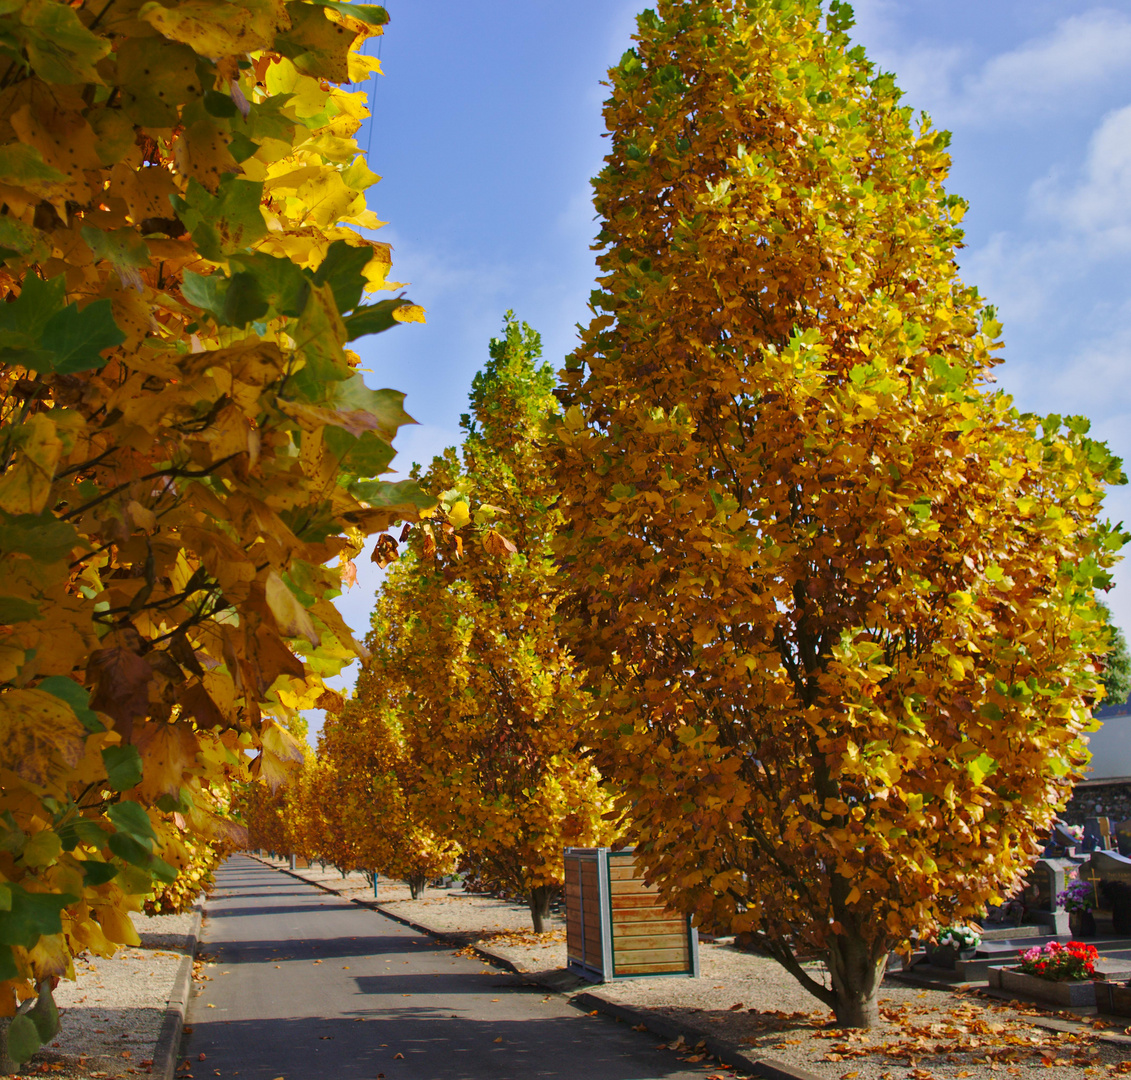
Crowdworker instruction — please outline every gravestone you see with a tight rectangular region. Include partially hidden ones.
[1083,817,1114,852]
[1031,858,1073,935]
[1080,849,1131,935]
[1115,820,1131,858]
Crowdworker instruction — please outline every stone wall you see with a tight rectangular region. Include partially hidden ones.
[1062,782,1131,826]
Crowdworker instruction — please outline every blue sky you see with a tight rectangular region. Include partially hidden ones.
[315,0,1131,735]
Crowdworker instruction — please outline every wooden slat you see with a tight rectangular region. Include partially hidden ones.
[610,894,668,910]
[612,946,689,966]
[608,879,659,897]
[613,933,687,953]
[608,864,642,881]
[611,918,686,937]
[615,959,690,975]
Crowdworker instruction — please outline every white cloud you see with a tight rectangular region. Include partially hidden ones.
[1033,104,1131,253]
[851,6,1131,127]
[955,10,1131,122]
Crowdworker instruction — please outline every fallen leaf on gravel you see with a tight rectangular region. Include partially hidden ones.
[729,1003,744,1010]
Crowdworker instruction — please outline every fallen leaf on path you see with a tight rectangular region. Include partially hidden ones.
[494,1037,503,1044]
[393,1053,404,1060]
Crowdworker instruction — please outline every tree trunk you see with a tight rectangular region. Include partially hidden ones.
[528,885,553,933]
[407,874,427,900]
[0,1018,15,1078]
[826,933,888,1028]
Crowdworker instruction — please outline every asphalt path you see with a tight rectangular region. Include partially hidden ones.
[181,856,720,1080]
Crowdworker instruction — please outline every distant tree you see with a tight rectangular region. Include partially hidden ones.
[361,314,615,931]
[1097,600,1131,706]
[549,0,1127,1027]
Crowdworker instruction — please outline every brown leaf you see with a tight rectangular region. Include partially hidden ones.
[177,681,227,729]
[87,647,154,737]
[371,534,399,569]
[483,530,518,557]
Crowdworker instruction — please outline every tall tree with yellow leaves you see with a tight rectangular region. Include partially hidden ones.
[550,0,1127,1027]
[0,0,428,1063]
[362,314,615,931]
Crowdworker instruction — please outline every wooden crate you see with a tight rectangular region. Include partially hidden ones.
[564,847,698,982]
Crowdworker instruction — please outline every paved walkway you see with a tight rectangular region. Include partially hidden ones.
[182,857,717,1080]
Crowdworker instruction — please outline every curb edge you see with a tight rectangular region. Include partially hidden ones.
[152,900,203,1080]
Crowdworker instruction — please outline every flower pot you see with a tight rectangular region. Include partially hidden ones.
[988,966,1097,1008]
[926,943,978,969]
[1070,911,1097,938]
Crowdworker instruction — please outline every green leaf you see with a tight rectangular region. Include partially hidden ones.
[107,831,152,866]
[37,676,102,733]
[0,142,66,186]
[107,801,156,845]
[229,252,311,318]
[967,752,997,786]
[76,860,119,887]
[0,887,73,948]
[342,298,414,341]
[101,745,143,791]
[29,984,58,1042]
[222,272,269,328]
[7,1013,40,1065]
[0,513,79,562]
[203,89,240,118]
[150,856,178,883]
[0,944,16,983]
[40,298,126,374]
[325,428,396,478]
[18,0,110,84]
[181,271,229,318]
[0,273,65,350]
[0,596,40,624]
[172,177,266,261]
[81,226,150,270]
[312,239,371,314]
[227,132,260,163]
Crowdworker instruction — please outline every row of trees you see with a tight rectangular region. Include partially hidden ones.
[257,0,1128,1031]
[0,0,429,1067]
[247,315,616,929]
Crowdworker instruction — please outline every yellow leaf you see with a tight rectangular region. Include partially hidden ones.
[265,571,319,646]
[0,689,87,786]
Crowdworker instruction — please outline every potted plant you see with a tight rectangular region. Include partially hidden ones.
[989,941,1099,1007]
[926,925,981,969]
[1059,877,1097,938]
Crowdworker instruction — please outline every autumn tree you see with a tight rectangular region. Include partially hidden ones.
[315,694,459,896]
[362,314,615,931]
[0,0,429,1064]
[549,0,1127,1027]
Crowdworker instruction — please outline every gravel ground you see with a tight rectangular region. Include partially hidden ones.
[253,855,1131,1079]
[27,910,196,1079]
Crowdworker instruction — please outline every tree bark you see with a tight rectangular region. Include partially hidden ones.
[407,874,427,900]
[528,885,553,933]
[826,932,888,1028]
[0,1018,15,1078]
